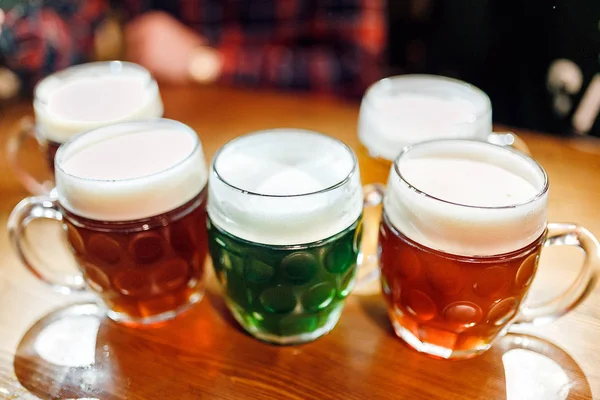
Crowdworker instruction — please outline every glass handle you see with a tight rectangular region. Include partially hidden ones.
[487,132,531,155]
[512,222,600,326]
[353,183,385,293]
[6,116,54,194]
[7,194,85,294]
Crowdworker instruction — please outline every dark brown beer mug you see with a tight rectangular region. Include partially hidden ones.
[6,61,163,194]
[8,119,208,326]
[379,139,600,359]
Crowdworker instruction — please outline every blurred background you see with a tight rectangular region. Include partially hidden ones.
[1,0,599,137]
[387,0,600,137]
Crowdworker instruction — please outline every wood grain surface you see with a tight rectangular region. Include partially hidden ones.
[0,86,599,399]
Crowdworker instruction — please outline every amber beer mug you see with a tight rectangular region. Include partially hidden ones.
[357,75,528,185]
[379,139,600,359]
[6,61,163,194]
[356,76,529,292]
[8,119,208,325]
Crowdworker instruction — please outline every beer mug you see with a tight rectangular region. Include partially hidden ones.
[355,75,529,293]
[207,129,379,344]
[379,139,600,359]
[8,119,208,326]
[357,74,529,185]
[6,61,163,194]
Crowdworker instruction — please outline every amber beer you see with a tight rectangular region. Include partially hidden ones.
[62,190,208,322]
[380,215,543,356]
[380,139,600,359]
[7,61,163,194]
[357,75,494,185]
[9,119,208,326]
[44,140,61,172]
[356,145,392,187]
[356,76,496,293]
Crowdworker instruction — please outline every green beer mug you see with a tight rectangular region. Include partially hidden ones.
[207,129,376,344]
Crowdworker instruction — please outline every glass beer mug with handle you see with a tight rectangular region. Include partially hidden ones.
[355,74,530,294]
[6,61,163,194]
[8,119,209,326]
[357,74,529,185]
[379,139,600,359]
[207,129,382,344]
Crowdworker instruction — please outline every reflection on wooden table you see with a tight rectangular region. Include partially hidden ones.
[1,86,600,399]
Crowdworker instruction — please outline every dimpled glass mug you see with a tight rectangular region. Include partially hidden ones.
[6,61,163,194]
[355,75,531,293]
[207,129,382,344]
[379,139,600,359]
[357,74,529,185]
[8,119,208,326]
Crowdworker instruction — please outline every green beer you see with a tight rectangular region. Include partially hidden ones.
[208,216,362,343]
[207,129,365,344]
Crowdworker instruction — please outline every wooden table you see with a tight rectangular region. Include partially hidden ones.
[1,86,599,400]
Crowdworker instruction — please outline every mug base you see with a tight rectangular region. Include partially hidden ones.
[105,289,204,328]
[228,300,344,345]
[391,319,493,360]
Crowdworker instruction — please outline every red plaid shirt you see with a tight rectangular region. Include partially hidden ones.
[0,0,386,97]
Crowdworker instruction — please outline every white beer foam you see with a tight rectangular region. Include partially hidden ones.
[359,75,492,161]
[34,61,163,143]
[208,130,363,245]
[55,119,207,221]
[385,140,548,256]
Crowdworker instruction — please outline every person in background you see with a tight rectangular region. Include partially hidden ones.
[0,1,386,99]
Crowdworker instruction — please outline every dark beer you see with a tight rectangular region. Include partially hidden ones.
[63,189,208,325]
[53,119,208,325]
[8,119,209,325]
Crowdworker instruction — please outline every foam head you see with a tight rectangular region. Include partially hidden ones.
[384,140,548,256]
[55,119,207,221]
[34,61,164,143]
[208,129,363,245]
[359,75,492,161]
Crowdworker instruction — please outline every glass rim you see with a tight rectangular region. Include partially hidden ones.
[392,139,549,210]
[33,61,157,106]
[211,128,359,198]
[55,118,201,183]
[362,74,492,119]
